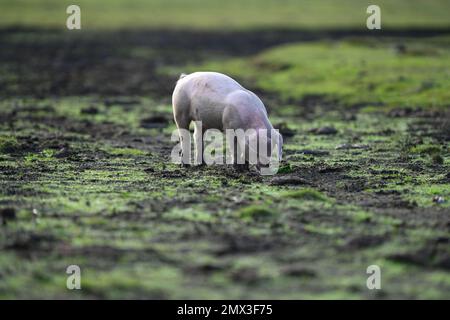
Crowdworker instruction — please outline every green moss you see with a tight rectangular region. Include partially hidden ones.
[1,0,449,30]
[165,207,214,222]
[0,136,19,154]
[81,265,182,299]
[237,205,274,220]
[408,184,449,207]
[351,210,373,223]
[24,149,55,163]
[283,188,329,201]
[107,147,147,156]
[303,224,343,236]
[431,154,444,164]
[277,163,293,174]
[410,144,441,155]
[193,38,450,111]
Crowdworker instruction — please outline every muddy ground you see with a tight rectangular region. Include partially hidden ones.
[0,28,449,299]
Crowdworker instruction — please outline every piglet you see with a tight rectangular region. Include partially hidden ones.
[172,72,282,173]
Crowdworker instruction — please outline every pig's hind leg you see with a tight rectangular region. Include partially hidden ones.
[193,121,206,166]
[173,99,192,166]
[232,136,249,172]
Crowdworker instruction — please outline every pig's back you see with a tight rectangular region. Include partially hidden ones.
[179,72,246,129]
[181,72,244,99]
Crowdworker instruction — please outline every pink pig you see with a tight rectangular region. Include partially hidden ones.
[172,72,282,171]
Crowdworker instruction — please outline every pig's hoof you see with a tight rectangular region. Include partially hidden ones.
[234,163,249,172]
[181,162,190,168]
[195,161,207,166]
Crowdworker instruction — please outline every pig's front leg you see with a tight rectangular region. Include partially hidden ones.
[178,128,191,167]
[173,114,191,166]
[193,121,205,166]
[232,135,249,171]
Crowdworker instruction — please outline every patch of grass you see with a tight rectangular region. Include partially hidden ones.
[277,163,293,174]
[303,224,343,236]
[351,210,373,223]
[107,147,147,156]
[407,184,449,207]
[283,188,329,201]
[0,136,19,154]
[23,149,55,163]
[410,143,445,164]
[81,264,182,299]
[431,154,444,164]
[193,38,450,111]
[237,205,274,220]
[165,207,214,222]
[410,144,441,155]
[1,0,449,30]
